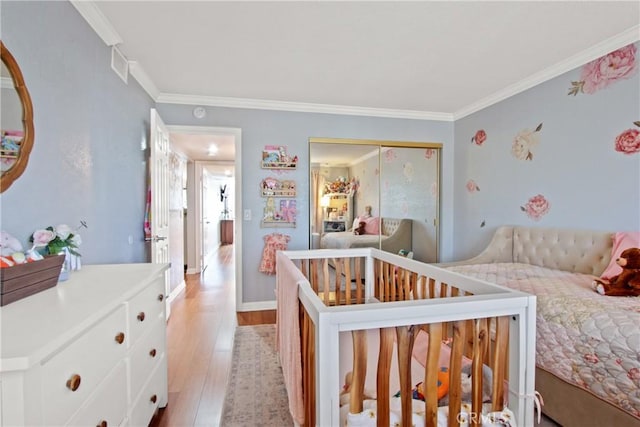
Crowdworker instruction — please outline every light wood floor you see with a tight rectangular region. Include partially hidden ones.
[150,244,275,427]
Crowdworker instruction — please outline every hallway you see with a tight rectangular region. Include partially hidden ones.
[150,244,274,426]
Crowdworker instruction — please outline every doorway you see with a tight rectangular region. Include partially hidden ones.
[167,125,243,311]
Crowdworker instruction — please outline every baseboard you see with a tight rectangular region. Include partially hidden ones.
[236,300,276,312]
[186,268,199,275]
[168,280,186,304]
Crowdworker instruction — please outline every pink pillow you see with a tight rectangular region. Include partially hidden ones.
[363,217,380,235]
[601,232,640,279]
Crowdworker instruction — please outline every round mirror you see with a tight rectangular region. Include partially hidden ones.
[1,41,34,192]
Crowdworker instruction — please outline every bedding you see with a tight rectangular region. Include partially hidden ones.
[445,262,640,419]
[320,217,412,256]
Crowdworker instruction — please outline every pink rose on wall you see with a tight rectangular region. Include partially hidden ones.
[521,194,550,221]
[511,123,542,161]
[614,122,640,155]
[568,44,637,95]
[471,129,487,146]
[424,149,434,159]
[384,149,396,163]
[466,179,480,193]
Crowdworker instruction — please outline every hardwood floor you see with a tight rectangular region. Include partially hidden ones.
[150,244,275,427]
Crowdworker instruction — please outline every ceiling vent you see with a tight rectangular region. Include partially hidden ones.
[111,46,129,84]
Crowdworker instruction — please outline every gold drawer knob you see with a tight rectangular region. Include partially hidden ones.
[137,312,145,322]
[115,332,125,344]
[66,374,81,392]
[97,421,107,427]
[150,394,157,404]
[157,294,164,302]
[149,348,157,358]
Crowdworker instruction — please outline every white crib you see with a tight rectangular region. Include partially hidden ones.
[276,247,537,427]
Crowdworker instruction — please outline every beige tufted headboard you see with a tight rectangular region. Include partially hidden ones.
[442,226,614,276]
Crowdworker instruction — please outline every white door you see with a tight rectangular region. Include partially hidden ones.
[150,109,171,319]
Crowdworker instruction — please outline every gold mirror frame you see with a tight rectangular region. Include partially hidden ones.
[1,41,34,193]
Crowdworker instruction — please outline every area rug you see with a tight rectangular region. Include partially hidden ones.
[220,324,294,426]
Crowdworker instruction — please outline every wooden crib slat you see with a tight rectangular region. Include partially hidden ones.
[377,328,395,427]
[310,259,319,294]
[344,258,352,305]
[428,277,436,299]
[350,330,368,414]
[301,310,315,427]
[417,275,426,300]
[492,316,509,412]
[322,259,331,306]
[334,258,342,300]
[424,323,443,427]
[471,318,489,427]
[447,320,467,427]
[396,325,417,427]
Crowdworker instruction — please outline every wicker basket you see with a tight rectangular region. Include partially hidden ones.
[0,255,64,306]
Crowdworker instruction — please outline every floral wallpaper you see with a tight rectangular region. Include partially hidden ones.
[455,42,639,258]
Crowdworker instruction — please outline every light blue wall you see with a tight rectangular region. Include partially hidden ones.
[0,1,154,263]
[453,43,640,260]
[156,104,454,303]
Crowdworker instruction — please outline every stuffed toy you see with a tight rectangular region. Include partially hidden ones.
[438,363,493,406]
[353,221,366,235]
[339,371,375,406]
[0,230,23,257]
[592,247,640,297]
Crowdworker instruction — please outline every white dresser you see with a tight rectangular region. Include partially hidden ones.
[0,263,170,427]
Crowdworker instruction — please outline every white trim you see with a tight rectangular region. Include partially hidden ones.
[156,93,453,121]
[128,61,161,100]
[167,279,186,305]
[69,1,122,46]
[236,300,276,312]
[185,268,199,275]
[454,25,640,120]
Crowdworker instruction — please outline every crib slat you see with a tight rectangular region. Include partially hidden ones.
[492,316,509,412]
[301,310,315,427]
[428,277,436,299]
[448,321,466,427]
[310,259,319,294]
[471,318,489,427]
[355,258,363,304]
[377,327,394,427]
[424,323,443,427]
[334,258,342,301]
[344,258,352,305]
[322,259,331,306]
[396,325,417,427]
[350,330,368,414]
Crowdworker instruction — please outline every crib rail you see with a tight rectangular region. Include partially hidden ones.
[279,248,536,427]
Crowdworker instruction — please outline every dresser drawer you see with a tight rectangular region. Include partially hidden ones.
[129,354,167,427]
[129,314,165,400]
[66,361,127,427]
[127,277,165,347]
[41,305,127,426]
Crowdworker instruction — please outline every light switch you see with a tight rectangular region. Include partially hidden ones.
[243,209,251,220]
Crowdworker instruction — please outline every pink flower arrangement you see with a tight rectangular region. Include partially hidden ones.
[471,129,487,146]
[466,179,480,193]
[614,122,640,155]
[568,44,637,95]
[521,194,550,221]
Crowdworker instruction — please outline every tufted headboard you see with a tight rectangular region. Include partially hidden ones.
[442,226,614,276]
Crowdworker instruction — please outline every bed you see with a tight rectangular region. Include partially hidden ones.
[320,217,413,255]
[276,247,537,426]
[439,226,640,426]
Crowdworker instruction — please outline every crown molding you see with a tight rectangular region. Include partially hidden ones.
[128,61,160,100]
[69,0,122,46]
[454,25,640,120]
[156,93,454,121]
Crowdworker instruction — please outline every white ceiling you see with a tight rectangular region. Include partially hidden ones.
[73,1,640,161]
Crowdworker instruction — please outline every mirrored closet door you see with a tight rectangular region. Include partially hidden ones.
[309,138,441,263]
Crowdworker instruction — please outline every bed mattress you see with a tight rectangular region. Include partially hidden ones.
[445,263,640,419]
[320,231,386,249]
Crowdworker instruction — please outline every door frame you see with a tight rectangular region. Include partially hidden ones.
[167,125,243,311]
